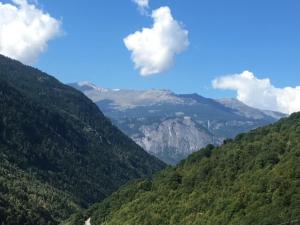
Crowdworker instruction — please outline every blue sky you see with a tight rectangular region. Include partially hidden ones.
[1,0,300,108]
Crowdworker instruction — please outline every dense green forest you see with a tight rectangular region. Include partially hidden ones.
[0,156,80,225]
[66,112,300,225]
[0,55,165,225]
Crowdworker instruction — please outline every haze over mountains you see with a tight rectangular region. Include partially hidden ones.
[70,81,286,164]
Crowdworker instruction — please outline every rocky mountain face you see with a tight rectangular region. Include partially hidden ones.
[70,81,286,164]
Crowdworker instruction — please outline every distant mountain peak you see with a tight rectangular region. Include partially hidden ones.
[75,81,109,92]
[69,81,286,164]
[217,98,287,119]
[70,82,183,110]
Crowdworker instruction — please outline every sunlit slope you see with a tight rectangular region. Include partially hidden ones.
[67,112,300,225]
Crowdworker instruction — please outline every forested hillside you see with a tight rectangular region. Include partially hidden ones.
[66,112,300,225]
[0,55,165,225]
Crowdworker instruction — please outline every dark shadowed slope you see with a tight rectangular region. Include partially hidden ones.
[0,55,165,225]
[66,112,300,225]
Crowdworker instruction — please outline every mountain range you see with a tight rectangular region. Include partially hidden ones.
[0,54,298,225]
[70,81,286,164]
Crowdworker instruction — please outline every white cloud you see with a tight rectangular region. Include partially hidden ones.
[124,6,189,76]
[212,71,300,114]
[133,0,149,9]
[0,0,61,64]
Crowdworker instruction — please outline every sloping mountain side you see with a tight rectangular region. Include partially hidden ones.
[0,156,79,225]
[0,55,165,225]
[65,112,300,225]
[70,82,286,164]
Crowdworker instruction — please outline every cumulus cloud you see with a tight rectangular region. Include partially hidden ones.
[124,6,189,76]
[0,0,61,64]
[212,71,300,114]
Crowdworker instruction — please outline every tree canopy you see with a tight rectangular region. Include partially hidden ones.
[66,113,300,225]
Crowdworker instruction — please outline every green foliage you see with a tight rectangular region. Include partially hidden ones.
[0,55,165,224]
[0,156,80,225]
[67,113,300,225]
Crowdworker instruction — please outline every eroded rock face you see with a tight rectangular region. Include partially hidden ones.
[70,82,286,164]
[132,117,221,164]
